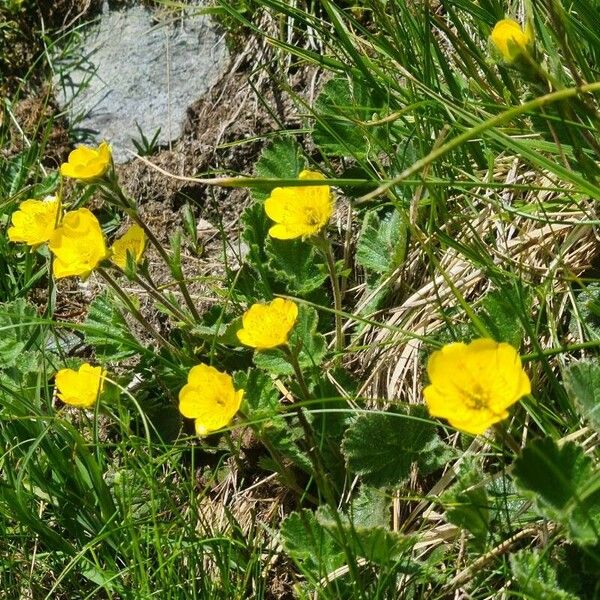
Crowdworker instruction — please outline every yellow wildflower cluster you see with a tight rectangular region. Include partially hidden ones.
[10,142,532,441]
[8,143,146,280]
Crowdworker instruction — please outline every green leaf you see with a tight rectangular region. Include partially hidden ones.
[0,298,38,367]
[254,305,326,376]
[280,509,345,576]
[513,438,600,545]
[510,550,578,599]
[349,486,391,529]
[356,208,406,276]
[570,283,600,341]
[241,202,271,262]
[252,137,304,201]
[235,368,279,421]
[84,291,139,361]
[313,78,388,158]
[442,460,489,550]
[342,406,452,488]
[563,361,600,432]
[316,505,417,568]
[265,238,327,296]
[477,287,529,347]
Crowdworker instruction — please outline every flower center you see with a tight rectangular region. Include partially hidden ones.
[462,385,491,410]
[303,206,321,227]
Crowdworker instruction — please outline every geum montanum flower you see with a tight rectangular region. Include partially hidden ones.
[55,363,106,409]
[490,18,533,64]
[423,338,531,435]
[179,364,244,436]
[48,208,110,279]
[237,298,298,350]
[264,169,333,240]
[7,196,61,247]
[60,141,112,182]
[110,223,147,270]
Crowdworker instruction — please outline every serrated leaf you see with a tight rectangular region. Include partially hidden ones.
[513,438,600,545]
[0,299,38,367]
[570,284,600,341]
[252,138,304,202]
[313,78,388,158]
[265,238,327,296]
[84,291,138,361]
[350,486,391,529]
[234,368,279,420]
[342,406,452,488]
[254,305,326,376]
[192,316,242,347]
[316,505,417,568]
[442,460,489,549]
[563,361,600,432]
[510,550,578,599]
[478,287,528,347]
[356,208,406,276]
[280,509,346,576]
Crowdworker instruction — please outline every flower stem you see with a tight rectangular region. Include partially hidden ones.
[316,237,344,356]
[97,267,180,355]
[101,180,201,322]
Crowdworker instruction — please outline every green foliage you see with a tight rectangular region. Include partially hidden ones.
[513,438,600,545]
[570,284,600,340]
[477,286,529,347]
[356,208,406,276]
[510,550,578,599]
[313,77,388,158]
[254,304,326,375]
[265,237,327,295]
[355,207,407,315]
[349,486,391,529]
[317,505,417,568]
[84,291,139,361]
[0,298,37,366]
[342,406,452,488]
[252,137,304,201]
[442,460,489,550]
[563,361,600,432]
[280,509,346,577]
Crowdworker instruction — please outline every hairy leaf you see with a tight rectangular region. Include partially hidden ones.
[563,361,600,432]
[252,137,304,201]
[84,291,138,361]
[265,238,327,296]
[280,509,345,576]
[513,438,600,545]
[342,406,452,488]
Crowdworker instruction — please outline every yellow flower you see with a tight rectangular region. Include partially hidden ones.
[7,196,61,247]
[55,363,106,408]
[264,170,333,240]
[60,141,112,182]
[490,19,533,63]
[237,298,298,350]
[423,338,531,435]
[111,224,147,270]
[179,364,244,436]
[48,208,110,279]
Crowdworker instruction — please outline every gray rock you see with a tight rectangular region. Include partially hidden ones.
[54,2,229,163]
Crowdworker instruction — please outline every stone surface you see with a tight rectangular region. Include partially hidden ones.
[55,2,229,162]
